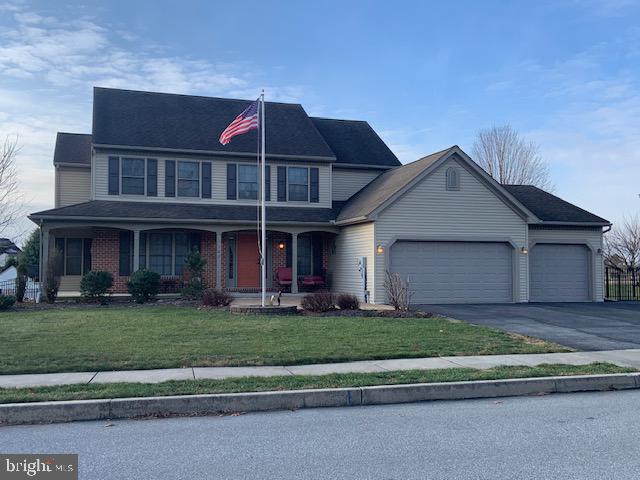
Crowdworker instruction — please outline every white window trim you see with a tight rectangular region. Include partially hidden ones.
[176,160,201,198]
[237,163,259,201]
[287,166,310,203]
[120,156,147,196]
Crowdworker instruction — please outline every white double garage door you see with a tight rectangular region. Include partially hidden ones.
[390,241,590,304]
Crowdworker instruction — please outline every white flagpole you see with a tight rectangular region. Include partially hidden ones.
[260,91,266,307]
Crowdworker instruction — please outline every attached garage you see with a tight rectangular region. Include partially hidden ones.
[529,244,590,302]
[390,241,513,304]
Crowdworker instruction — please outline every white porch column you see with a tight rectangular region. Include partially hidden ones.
[40,225,50,298]
[291,232,298,294]
[132,229,140,272]
[216,232,222,289]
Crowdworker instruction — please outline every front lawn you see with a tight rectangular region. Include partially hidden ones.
[0,306,569,375]
[0,363,629,404]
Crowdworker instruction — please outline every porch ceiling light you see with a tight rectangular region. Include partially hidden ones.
[278,242,285,250]
[376,245,384,254]
[521,247,528,255]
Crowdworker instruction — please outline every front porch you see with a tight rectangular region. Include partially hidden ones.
[41,223,338,296]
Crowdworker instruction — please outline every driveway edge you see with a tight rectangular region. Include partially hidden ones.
[1,373,639,425]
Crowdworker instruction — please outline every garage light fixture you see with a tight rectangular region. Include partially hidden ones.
[521,247,528,255]
[376,245,384,254]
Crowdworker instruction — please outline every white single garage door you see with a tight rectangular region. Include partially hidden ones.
[390,241,513,304]
[530,244,590,302]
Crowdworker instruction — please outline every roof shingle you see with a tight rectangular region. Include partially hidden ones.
[53,133,92,165]
[502,185,610,225]
[310,117,400,167]
[30,201,341,224]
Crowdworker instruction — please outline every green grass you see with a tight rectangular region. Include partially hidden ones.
[0,363,631,404]
[0,306,569,375]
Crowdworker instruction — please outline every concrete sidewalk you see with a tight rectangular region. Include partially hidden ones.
[3,349,640,389]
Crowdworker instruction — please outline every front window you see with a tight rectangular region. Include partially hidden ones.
[148,233,173,275]
[65,238,83,275]
[122,158,145,195]
[238,165,258,200]
[288,167,308,201]
[142,232,200,276]
[178,161,200,197]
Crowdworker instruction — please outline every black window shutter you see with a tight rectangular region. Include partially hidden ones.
[119,231,132,276]
[312,234,323,276]
[108,156,119,195]
[83,239,92,274]
[285,237,292,267]
[147,158,157,197]
[202,162,212,198]
[165,160,175,197]
[54,238,65,275]
[277,166,287,201]
[310,167,319,203]
[265,165,271,201]
[227,164,237,200]
[139,232,147,270]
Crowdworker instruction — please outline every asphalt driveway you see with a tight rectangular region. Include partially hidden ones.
[420,302,640,351]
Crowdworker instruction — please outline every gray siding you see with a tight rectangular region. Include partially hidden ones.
[373,158,529,303]
[528,227,604,301]
[332,222,375,301]
[332,167,383,201]
[94,152,332,208]
[55,166,91,207]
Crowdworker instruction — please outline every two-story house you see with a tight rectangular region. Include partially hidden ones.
[30,87,610,304]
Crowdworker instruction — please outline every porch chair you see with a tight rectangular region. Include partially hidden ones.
[275,267,293,288]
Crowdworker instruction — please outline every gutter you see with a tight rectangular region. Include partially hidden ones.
[93,144,337,163]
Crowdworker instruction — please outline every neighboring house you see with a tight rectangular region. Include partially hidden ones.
[0,239,21,267]
[29,87,610,303]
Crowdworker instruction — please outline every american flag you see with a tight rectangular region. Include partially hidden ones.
[219,99,259,145]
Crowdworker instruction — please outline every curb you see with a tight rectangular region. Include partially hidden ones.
[1,373,639,426]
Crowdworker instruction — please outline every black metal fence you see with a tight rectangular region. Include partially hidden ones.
[0,279,40,301]
[605,267,640,301]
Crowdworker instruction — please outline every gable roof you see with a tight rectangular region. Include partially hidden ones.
[53,133,92,166]
[503,185,610,225]
[29,201,342,225]
[337,147,457,222]
[310,117,400,167]
[92,87,336,161]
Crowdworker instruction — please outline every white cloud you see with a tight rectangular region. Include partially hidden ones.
[0,3,307,243]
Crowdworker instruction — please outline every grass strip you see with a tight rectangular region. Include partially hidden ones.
[0,363,632,404]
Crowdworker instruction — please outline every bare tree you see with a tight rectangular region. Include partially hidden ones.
[605,215,640,269]
[472,124,553,190]
[0,135,25,238]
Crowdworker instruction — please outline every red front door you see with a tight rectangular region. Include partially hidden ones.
[236,232,260,288]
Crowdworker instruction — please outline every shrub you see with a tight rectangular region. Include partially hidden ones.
[202,288,234,307]
[336,293,359,310]
[44,250,61,304]
[80,271,114,303]
[0,295,16,310]
[15,260,27,303]
[181,248,206,299]
[301,291,335,312]
[384,271,412,311]
[127,269,160,304]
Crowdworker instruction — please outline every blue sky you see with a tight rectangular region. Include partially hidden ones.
[1,0,639,241]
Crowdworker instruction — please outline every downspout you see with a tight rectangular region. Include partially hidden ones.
[38,219,43,302]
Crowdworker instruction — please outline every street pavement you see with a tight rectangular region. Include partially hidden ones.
[2,390,640,479]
